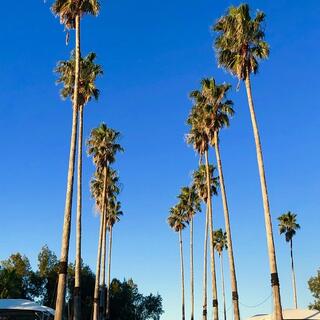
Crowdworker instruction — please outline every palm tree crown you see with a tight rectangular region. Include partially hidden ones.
[107,200,123,228]
[187,78,234,151]
[278,212,300,242]
[213,229,228,256]
[87,123,123,168]
[213,3,269,81]
[178,186,201,221]
[192,164,219,202]
[55,52,103,106]
[51,0,100,29]
[168,205,188,232]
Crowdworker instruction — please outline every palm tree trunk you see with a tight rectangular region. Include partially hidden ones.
[190,217,194,320]
[202,207,208,320]
[106,226,113,320]
[55,14,81,320]
[74,105,83,320]
[244,74,283,320]
[179,230,186,320]
[100,207,108,320]
[93,166,108,320]
[214,131,240,320]
[290,240,298,309]
[204,150,219,320]
[219,253,226,320]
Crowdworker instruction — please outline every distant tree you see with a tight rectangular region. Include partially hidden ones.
[213,229,228,320]
[278,212,300,308]
[308,269,320,310]
[0,267,25,298]
[168,205,187,320]
[178,186,201,320]
[109,279,164,320]
[37,245,59,308]
[0,253,41,301]
[66,263,96,320]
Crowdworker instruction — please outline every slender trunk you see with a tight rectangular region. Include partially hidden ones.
[100,206,108,320]
[202,207,208,320]
[106,226,113,320]
[244,75,283,320]
[219,253,226,320]
[190,218,194,320]
[55,15,81,320]
[290,240,298,309]
[93,167,108,320]
[214,132,240,320]
[74,105,84,320]
[179,230,186,320]
[204,150,219,320]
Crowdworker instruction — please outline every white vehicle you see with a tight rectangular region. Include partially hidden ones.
[0,299,54,320]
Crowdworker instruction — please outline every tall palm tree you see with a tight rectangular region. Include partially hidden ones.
[51,1,100,319]
[187,87,221,320]
[213,229,228,320]
[278,212,300,309]
[178,186,201,320]
[213,5,283,320]
[90,167,120,320]
[87,123,123,320]
[193,164,219,320]
[192,78,240,320]
[56,51,103,320]
[105,199,123,320]
[168,205,188,320]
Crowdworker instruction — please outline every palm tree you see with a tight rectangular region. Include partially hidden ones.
[90,167,120,320]
[278,212,300,309]
[192,78,241,320]
[87,123,123,320]
[168,205,188,320]
[56,51,103,320]
[213,5,283,320]
[105,199,123,320]
[193,164,219,320]
[178,186,201,320]
[213,229,228,320]
[187,85,222,320]
[51,1,100,319]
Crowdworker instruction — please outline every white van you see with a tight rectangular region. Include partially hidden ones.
[0,299,54,320]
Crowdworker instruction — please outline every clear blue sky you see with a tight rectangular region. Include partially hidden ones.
[0,0,319,319]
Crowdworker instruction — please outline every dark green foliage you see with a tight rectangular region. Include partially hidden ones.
[66,263,96,320]
[109,279,164,320]
[308,269,320,311]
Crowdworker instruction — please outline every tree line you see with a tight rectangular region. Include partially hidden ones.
[0,247,164,320]
[167,4,307,320]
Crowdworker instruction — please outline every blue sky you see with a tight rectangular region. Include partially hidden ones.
[0,0,319,319]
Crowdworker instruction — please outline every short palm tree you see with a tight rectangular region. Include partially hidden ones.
[87,123,123,320]
[193,164,218,320]
[105,199,123,320]
[192,78,241,320]
[51,1,100,319]
[278,212,300,309]
[178,186,201,320]
[168,205,188,320]
[213,229,228,320]
[213,5,283,320]
[56,51,102,320]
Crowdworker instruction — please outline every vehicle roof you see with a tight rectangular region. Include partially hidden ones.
[0,299,55,315]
